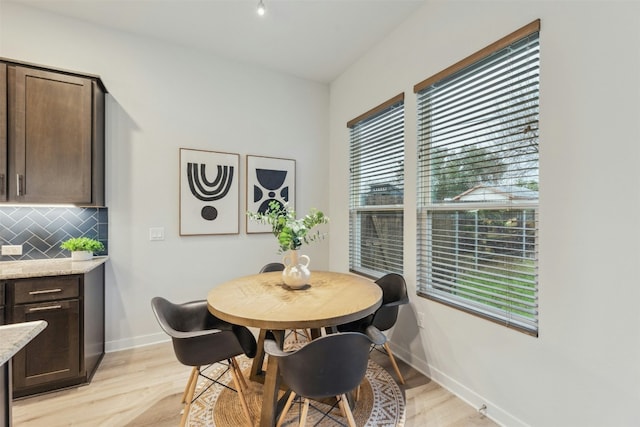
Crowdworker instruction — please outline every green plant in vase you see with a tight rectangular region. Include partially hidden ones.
[248,200,329,253]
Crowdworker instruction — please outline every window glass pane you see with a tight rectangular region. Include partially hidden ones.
[351,209,404,276]
[421,208,538,330]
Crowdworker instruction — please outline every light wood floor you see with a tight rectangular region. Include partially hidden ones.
[12,341,498,426]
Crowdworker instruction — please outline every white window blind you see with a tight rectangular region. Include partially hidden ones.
[415,20,540,335]
[348,94,404,278]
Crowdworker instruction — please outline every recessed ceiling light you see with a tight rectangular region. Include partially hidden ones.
[257,0,266,16]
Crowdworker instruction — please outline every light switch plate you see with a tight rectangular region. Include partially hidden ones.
[417,311,425,328]
[149,227,165,241]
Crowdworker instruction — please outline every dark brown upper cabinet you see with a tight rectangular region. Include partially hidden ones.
[0,63,7,202]
[0,58,106,206]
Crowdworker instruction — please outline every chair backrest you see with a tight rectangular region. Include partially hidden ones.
[259,262,285,273]
[151,296,256,366]
[372,273,408,331]
[273,332,372,400]
[151,296,210,336]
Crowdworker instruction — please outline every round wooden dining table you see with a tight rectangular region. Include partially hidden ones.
[207,270,382,427]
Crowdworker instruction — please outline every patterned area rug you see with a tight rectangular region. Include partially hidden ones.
[187,357,405,426]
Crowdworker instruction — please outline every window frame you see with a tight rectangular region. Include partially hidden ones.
[414,20,541,336]
[348,93,405,279]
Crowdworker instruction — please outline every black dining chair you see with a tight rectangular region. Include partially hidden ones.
[259,262,285,273]
[264,326,385,427]
[151,296,257,427]
[258,262,312,342]
[337,273,409,384]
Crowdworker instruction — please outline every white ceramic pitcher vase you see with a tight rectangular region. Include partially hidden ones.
[282,250,311,289]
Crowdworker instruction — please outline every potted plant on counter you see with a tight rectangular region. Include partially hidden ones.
[60,237,105,261]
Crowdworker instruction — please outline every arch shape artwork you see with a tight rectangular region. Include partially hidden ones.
[180,148,239,235]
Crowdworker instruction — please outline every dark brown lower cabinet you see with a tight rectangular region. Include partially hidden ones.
[7,265,104,398]
[0,283,4,325]
[0,284,6,426]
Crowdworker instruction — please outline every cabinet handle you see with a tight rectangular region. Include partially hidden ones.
[29,305,62,312]
[16,174,22,196]
[0,174,4,195]
[29,288,62,295]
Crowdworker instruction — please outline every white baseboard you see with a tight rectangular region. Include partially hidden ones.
[105,332,169,353]
[388,341,528,427]
[105,328,263,354]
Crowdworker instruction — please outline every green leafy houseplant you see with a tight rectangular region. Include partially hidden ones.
[248,201,329,253]
[60,237,105,253]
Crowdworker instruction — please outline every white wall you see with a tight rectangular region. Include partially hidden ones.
[330,1,640,426]
[0,3,331,350]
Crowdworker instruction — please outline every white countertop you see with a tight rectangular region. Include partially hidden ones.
[0,321,47,365]
[0,256,108,280]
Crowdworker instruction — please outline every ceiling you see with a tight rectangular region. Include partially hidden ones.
[8,0,426,83]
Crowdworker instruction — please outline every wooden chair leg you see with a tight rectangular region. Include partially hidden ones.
[181,367,197,404]
[231,357,247,391]
[180,366,199,427]
[299,398,310,427]
[383,342,405,384]
[276,391,296,427]
[338,394,357,427]
[229,360,252,426]
[289,329,312,343]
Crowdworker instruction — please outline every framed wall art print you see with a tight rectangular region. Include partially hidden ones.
[180,148,240,236]
[246,155,296,234]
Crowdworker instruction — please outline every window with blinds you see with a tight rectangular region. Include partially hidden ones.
[348,94,404,278]
[414,20,540,335]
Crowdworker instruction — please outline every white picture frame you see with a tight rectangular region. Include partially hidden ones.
[180,148,240,236]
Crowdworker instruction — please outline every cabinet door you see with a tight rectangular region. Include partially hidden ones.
[0,63,6,202]
[0,282,4,325]
[11,299,80,393]
[8,66,92,204]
